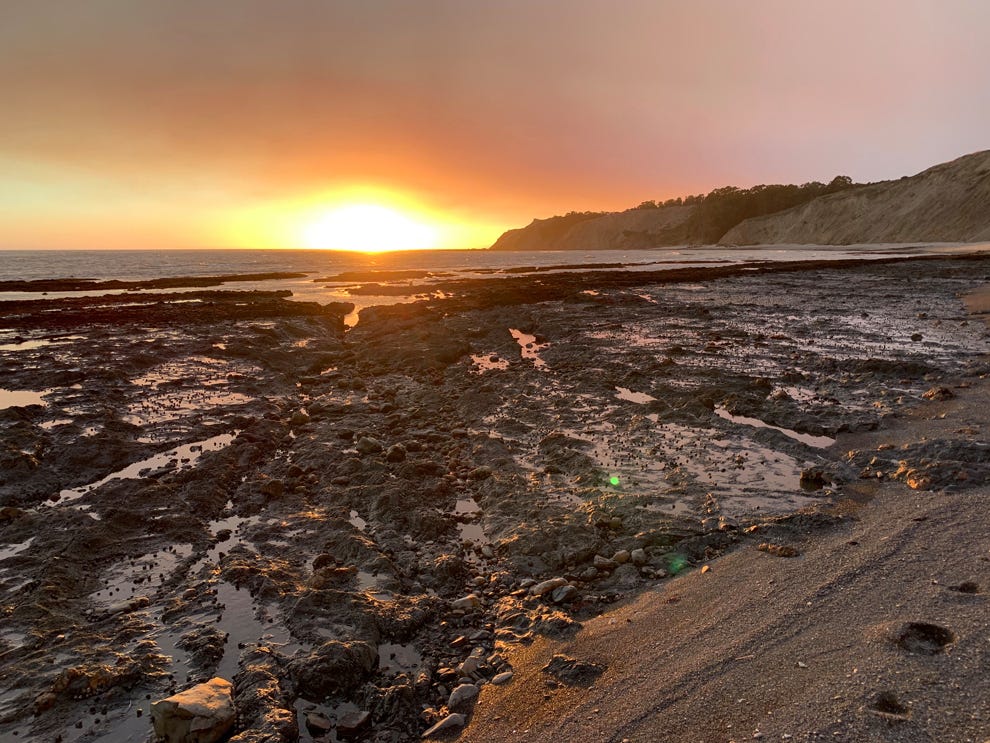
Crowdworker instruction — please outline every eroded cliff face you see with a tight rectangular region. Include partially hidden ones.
[492,150,990,250]
[721,150,990,246]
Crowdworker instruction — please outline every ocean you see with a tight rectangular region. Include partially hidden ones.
[4,245,979,282]
[0,244,990,290]
[1,244,985,309]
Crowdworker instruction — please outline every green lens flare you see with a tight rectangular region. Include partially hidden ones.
[667,554,688,575]
[609,475,620,486]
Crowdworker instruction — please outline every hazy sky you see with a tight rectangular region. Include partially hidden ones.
[2,0,988,249]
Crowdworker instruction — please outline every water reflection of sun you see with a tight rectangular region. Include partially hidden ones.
[301,204,439,252]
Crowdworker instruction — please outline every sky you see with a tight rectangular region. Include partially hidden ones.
[1,0,988,250]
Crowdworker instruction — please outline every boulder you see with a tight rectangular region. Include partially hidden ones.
[151,677,235,743]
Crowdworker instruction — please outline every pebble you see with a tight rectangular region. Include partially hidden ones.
[450,594,481,611]
[630,548,647,566]
[422,713,465,738]
[491,671,514,685]
[530,577,568,597]
[447,683,479,709]
[337,709,371,736]
[355,436,384,455]
[306,712,333,735]
[551,584,579,604]
[593,555,618,570]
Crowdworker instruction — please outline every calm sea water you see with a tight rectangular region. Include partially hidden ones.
[1,244,985,308]
[1,248,640,282]
[0,246,864,282]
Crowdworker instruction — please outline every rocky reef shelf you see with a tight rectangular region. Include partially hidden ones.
[1,255,989,741]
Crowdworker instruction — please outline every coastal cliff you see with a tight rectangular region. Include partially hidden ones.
[490,150,990,249]
[723,149,990,245]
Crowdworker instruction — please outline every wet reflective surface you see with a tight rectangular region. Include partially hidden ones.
[509,328,549,368]
[0,388,48,409]
[1,255,989,741]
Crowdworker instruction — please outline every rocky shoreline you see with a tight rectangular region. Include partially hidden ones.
[461,357,990,743]
[1,254,988,742]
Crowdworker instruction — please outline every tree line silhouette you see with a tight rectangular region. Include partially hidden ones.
[508,175,863,247]
[633,175,859,243]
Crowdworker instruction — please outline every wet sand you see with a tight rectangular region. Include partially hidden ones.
[1,255,989,741]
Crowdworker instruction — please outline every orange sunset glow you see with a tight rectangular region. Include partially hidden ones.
[1,2,989,251]
[300,206,438,252]
[217,187,498,253]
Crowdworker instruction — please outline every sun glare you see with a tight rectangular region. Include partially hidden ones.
[301,204,439,252]
[218,187,503,251]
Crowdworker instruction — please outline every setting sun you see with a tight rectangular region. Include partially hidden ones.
[216,186,505,251]
[300,204,439,252]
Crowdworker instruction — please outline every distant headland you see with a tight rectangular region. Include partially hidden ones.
[490,149,990,250]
